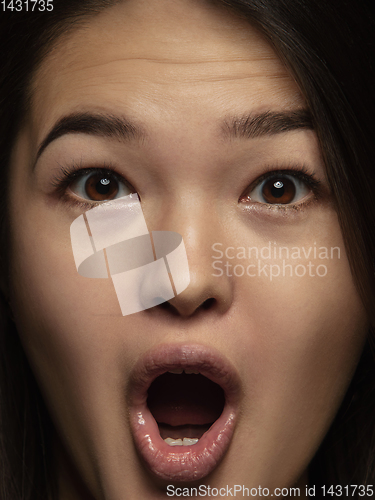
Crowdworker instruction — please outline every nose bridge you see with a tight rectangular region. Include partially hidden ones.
[147,195,234,317]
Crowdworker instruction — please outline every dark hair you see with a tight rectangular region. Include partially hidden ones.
[0,0,374,498]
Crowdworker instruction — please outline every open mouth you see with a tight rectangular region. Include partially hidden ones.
[148,371,225,446]
[128,344,241,481]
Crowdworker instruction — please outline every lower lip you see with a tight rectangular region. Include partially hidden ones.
[128,344,240,482]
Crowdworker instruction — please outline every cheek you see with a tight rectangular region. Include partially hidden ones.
[8,201,129,412]
[8,204,147,483]
[225,211,368,481]
[242,264,366,418]
[228,204,367,367]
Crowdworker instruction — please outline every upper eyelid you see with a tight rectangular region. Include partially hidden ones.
[69,168,135,195]
[255,167,320,185]
[71,168,122,182]
[51,164,131,190]
[243,167,321,196]
[64,164,121,180]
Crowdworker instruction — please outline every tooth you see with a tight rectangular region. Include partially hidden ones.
[184,369,200,374]
[168,369,183,374]
[164,437,199,447]
[183,438,199,446]
[164,438,183,446]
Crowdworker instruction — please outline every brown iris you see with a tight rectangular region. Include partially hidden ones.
[84,173,119,201]
[261,177,296,204]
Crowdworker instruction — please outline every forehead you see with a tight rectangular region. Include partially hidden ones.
[30,0,304,141]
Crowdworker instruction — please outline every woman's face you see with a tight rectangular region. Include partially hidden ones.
[7,0,369,498]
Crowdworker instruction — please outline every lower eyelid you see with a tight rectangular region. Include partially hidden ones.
[239,195,320,221]
[60,191,101,211]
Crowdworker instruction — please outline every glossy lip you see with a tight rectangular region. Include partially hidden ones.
[127,343,241,482]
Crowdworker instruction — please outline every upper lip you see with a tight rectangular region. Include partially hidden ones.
[128,343,242,407]
[127,343,242,481]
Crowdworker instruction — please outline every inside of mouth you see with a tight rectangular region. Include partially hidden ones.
[147,372,225,446]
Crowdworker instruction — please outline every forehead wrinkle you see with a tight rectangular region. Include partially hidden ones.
[36,22,280,67]
[50,53,287,67]
[30,11,294,106]
[53,74,293,90]
[31,11,291,86]
[35,61,293,94]
[38,53,291,74]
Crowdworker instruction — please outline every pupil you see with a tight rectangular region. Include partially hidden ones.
[96,178,111,195]
[270,180,284,198]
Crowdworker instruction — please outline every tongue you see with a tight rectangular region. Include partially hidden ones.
[147,372,225,426]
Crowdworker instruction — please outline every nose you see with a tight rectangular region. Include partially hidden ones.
[166,262,233,317]
[151,213,234,318]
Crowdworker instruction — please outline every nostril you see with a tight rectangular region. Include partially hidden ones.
[154,297,218,317]
[200,298,216,310]
[158,301,180,314]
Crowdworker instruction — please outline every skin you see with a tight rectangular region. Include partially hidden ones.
[6,0,369,498]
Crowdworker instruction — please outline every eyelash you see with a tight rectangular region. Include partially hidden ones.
[239,164,322,208]
[51,162,132,209]
[51,162,321,210]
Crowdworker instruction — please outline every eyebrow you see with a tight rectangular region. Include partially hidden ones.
[34,108,314,167]
[34,112,146,166]
[222,109,314,139]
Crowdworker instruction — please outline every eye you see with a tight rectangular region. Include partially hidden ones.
[69,170,133,202]
[241,172,313,205]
